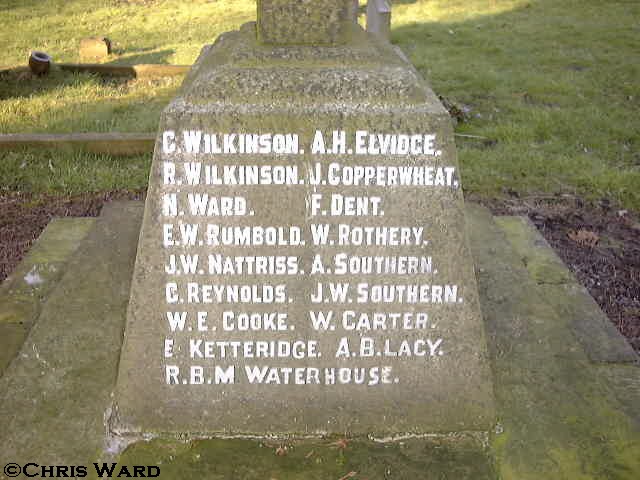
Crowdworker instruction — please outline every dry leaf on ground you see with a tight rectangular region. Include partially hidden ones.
[568,229,599,247]
[330,438,350,450]
[337,472,357,480]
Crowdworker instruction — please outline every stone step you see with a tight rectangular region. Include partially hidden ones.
[494,215,638,364]
[466,203,640,479]
[0,202,143,468]
[114,204,640,479]
[0,201,637,479]
[494,214,640,432]
[0,217,95,375]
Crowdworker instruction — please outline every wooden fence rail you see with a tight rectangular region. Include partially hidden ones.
[0,133,155,156]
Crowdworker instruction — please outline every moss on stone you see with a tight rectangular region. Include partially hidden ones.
[0,218,94,373]
[257,0,353,46]
[494,216,572,285]
[177,22,431,107]
[114,435,494,480]
[467,204,640,480]
[1,203,638,477]
[0,203,142,469]
[494,215,638,364]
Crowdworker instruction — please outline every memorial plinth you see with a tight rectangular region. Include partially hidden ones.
[257,0,354,45]
[112,4,495,437]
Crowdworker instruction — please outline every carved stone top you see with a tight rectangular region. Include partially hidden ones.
[257,0,354,45]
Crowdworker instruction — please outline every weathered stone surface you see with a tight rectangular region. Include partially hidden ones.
[0,218,94,375]
[79,37,111,61]
[112,21,494,437]
[0,204,638,478]
[185,65,423,104]
[257,0,354,45]
[116,435,496,480]
[598,365,640,430]
[366,0,392,41]
[467,204,640,479]
[0,324,28,376]
[494,215,639,364]
[0,203,142,468]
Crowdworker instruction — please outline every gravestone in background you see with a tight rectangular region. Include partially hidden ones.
[79,37,111,61]
[366,0,392,40]
[111,0,495,436]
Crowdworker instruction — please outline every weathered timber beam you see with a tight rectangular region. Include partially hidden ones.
[0,64,190,78]
[56,63,190,77]
[0,133,155,156]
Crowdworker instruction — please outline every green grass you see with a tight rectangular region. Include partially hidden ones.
[0,0,639,209]
[0,148,151,193]
[0,71,179,133]
[391,0,640,209]
[0,0,254,66]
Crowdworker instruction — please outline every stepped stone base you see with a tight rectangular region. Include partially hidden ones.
[0,201,638,479]
[0,217,94,375]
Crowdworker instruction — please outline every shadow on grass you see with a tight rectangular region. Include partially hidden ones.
[0,49,177,100]
[0,67,179,134]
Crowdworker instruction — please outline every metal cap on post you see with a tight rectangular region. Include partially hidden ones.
[257,0,354,45]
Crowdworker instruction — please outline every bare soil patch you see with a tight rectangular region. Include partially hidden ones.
[473,194,640,354]
[0,190,143,281]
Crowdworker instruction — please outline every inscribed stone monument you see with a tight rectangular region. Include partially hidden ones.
[112,0,495,436]
[257,0,354,45]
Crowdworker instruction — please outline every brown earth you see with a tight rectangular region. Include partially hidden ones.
[0,190,143,280]
[471,193,640,354]
[1,191,638,354]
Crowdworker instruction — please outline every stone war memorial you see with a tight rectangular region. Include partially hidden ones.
[1,1,639,479]
[111,0,495,437]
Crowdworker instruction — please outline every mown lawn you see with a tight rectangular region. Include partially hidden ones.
[0,0,638,209]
